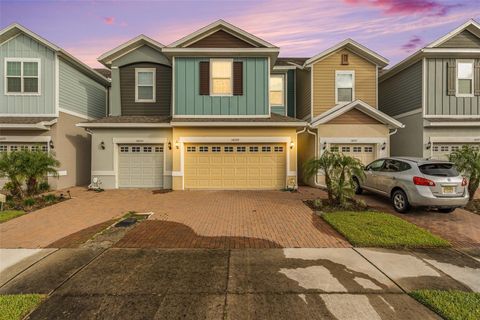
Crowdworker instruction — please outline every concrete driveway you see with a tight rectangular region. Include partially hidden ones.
[4,247,479,319]
[0,187,347,249]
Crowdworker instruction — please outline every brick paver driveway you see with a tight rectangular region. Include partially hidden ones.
[0,187,348,249]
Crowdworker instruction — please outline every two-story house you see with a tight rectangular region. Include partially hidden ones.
[379,20,480,159]
[0,24,109,189]
[78,20,305,190]
[293,39,403,185]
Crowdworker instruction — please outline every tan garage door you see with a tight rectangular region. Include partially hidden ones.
[330,144,376,165]
[432,143,480,160]
[184,143,286,190]
[118,144,164,188]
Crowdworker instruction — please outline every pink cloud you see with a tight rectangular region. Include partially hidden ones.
[103,16,115,25]
[343,0,460,17]
[401,35,424,51]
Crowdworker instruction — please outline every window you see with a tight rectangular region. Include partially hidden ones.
[262,146,271,152]
[135,68,155,102]
[353,146,361,153]
[456,60,474,96]
[341,146,350,153]
[419,163,458,177]
[212,146,221,152]
[330,146,339,152]
[366,159,384,171]
[10,145,18,152]
[433,146,439,152]
[120,146,129,153]
[199,146,209,152]
[364,146,373,153]
[0,145,7,152]
[381,160,411,172]
[236,146,246,153]
[5,59,40,94]
[335,71,354,103]
[155,146,164,153]
[440,145,449,152]
[187,146,196,152]
[451,146,460,152]
[270,74,285,106]
[210,59,232,96]
[41,145,48,152]
[274,146,284,152]
[224,146,234,152]
[31,145,39,152]
[249,146,259,152]
[131,146,141,153]
[143,146,152,152]
[20,145,29,151]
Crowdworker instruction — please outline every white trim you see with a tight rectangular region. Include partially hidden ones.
[335,70,355,104]
[375,66,378,108]
[310,62,314,121]
[55,54,59,116]
[97,34,165,65]
[209,58,233,96]
[422,57,427,117]
[424,115,480,119]
[426,20,480,48]
[182,27,260,48]
[426,121,480,127]
[268,57,271,115]
[171,121,305,127]
[172,56,175,116]
[270,73,285,107]
[135,68,156,102]
[430,136,480,143]
[304,39,388,67]
[318,137,388,159]
[91,170,115,176]
[422,48,480,53]
[0,33,21,46]
[76,123,171,128]
[4,58,41,95]
[58,108,95,120]
[456,59,475,97]
[172,171,183,177]
[393,108,422,119]
[162,48,279,55]
[273,66,296,70]
[0,136,51,142]
[172,114,270,118]
[57,170,67,177]
[167,19,277,48]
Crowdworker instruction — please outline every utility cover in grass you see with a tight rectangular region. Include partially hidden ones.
[410,290,480,320]
[322,211,450,248]
[0,294,45,320]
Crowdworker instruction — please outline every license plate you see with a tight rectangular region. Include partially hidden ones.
[442,186,455,194]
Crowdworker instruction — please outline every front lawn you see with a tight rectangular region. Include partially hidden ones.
[0,294,45,320]
[322,211,450,248]
[0,210,25,223]
[410,290,480,320]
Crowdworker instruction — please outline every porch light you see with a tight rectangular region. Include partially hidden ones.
[290,141,294,149]
[168,142,172,150]
[322,142,327,150]
[49,140,54,149]
[426,141,431,150]
[381,142,386,150]
[100,141,105,150]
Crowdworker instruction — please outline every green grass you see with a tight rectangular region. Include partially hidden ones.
[0,210,25,223]
[0,294,45,320]
[410,290,480,320]
[322,211,450,248]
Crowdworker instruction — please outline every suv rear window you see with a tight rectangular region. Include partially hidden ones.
[419,163,459,177]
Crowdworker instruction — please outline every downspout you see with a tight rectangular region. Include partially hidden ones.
[389,129,398,136]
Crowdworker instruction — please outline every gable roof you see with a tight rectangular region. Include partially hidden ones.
[274,57,308,68]
[310,100,404,129]
[380,19,480,82]
[304,39,388,68]
[97,34,165,66]
[168,20,277,48]
[0,23,110,85]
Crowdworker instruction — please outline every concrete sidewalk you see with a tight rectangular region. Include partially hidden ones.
[1,247,479,319]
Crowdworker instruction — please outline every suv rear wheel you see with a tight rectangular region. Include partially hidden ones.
[392,189,410,213]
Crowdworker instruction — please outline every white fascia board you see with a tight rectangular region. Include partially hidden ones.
[0,23,61,50]
[425,121,480,127]
[0,124,50,130]
[97,35,165,64]
[273,66,297,70]
[171,122,306,127]
[426,19,480,48]
[162,48,280,55]
[422,48,480,53]
[76,123,172,128]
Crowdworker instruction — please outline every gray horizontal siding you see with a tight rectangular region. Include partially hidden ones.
[426,58,480,116]
[119,63,171,116]
[59,58,107,119]
[438,30,480,48]
[379,61,422,116]
[0,34,56,115]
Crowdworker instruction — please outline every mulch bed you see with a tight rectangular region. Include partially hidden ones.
[303,198,369,213]
[466,199,480,215]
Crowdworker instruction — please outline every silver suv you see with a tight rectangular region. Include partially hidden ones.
[353,157,469,213]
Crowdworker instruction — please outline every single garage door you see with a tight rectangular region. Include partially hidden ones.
[432,143,480,160]
[330,144,376,165]
[184,143,286,190]
[118,144,164,188]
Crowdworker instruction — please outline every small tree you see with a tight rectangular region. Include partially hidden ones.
[0,151,26,198]
[21,150,60,196]
[449,146,480,202]
[303,151,365,207]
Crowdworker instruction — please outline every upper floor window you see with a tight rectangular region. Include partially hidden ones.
[456,60,474,97]
[210,59,232,96]
[335,71,354,104]
[270,74,285,106]
[135,68,156,102]
[5,59,40,95]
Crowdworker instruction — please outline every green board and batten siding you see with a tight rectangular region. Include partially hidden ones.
[174,57,269,116]
[0,34,56,115]
[426,58,480,116]
[59,58,107,119]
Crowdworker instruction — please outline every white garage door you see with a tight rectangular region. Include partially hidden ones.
[432,143,480,160]
[184,143,286,190]
[330,144,377,165]
[118,144,164,188]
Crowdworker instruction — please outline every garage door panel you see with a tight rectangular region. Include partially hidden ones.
[118,144,164,188]
[330,144,376,165]
[432,143,480,160]
[184,143,286,190]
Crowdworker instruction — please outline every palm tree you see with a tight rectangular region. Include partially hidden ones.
[303,151,337,202]
[21,150,60,196]
[0,151,26,198]
[449,146,480,202]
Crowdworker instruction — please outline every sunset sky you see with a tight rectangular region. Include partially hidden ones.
[1,0,479,68]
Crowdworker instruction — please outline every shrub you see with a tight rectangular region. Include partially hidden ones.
[449,146,480,202]
[42,194,57,203]
[23,198,36,207]
[38,181,50,193]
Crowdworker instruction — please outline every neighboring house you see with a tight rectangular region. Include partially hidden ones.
[78,20,306,190]
[379,19,480,160]
[0,24,110,189]
[293,39,404,185]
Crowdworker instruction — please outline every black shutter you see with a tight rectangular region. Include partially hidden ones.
[447,60,456,96]
[474,60,480,96]
[199,61,210,95]
[233,61,243,95]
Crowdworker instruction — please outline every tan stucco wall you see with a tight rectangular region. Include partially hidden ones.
[89,128,173,189]
[312,48,377,117]
[171,127,298,190]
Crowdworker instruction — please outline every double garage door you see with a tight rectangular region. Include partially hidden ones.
[184,143,286,190]
[118,144,164,188]
[330,144,377,165]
